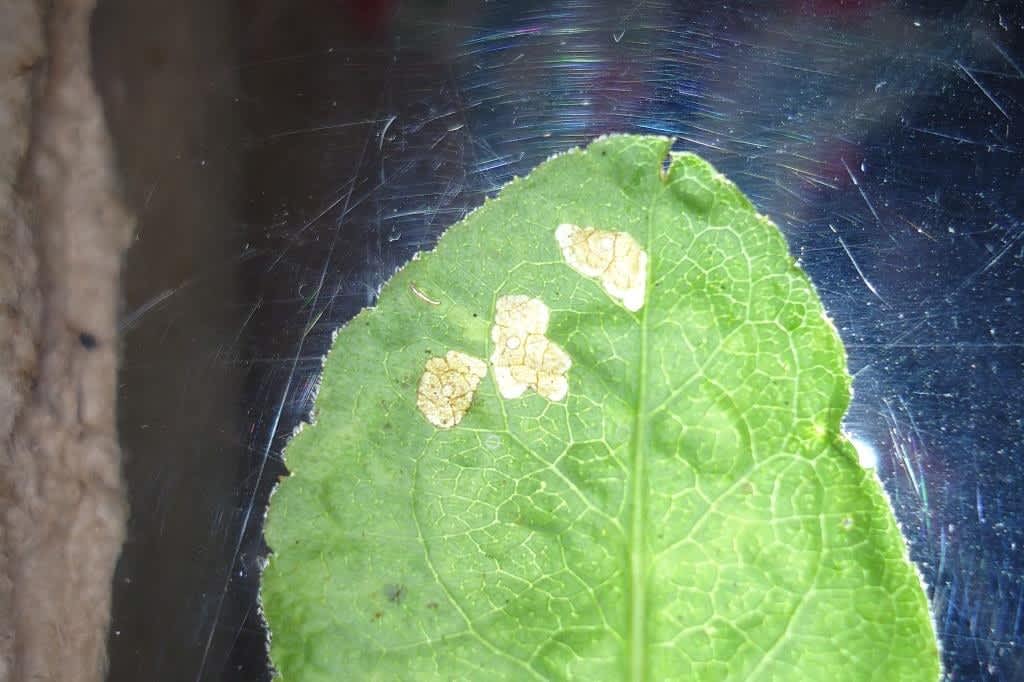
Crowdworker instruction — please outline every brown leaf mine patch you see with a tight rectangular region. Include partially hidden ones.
[416,350,487,429]
[490,295,571,401]
[555,223,648,311]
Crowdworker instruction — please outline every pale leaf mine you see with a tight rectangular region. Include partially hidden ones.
[555,222,648,311]
[490,295,571,401]
[416,350,488,429]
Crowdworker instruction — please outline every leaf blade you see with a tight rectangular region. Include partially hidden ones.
[262,135,939,681]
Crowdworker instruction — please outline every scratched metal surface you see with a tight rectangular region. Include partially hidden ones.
[103,1,1024,681]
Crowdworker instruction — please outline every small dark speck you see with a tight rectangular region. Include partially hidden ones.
[79,332,98,349]
[427,601,439,610]
[372,611,383,622]
[472,313,478,317]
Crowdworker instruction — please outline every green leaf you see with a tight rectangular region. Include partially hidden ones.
[261,135,939,681]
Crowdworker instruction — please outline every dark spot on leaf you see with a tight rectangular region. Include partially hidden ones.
[372,611,383,622]
[79,332,98,349]
[385,584,406,604]
[427,601,438,610]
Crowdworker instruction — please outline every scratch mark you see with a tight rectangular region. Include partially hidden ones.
[956,60,1011,121]
[265,117,390,141]
[840,157,880,223]
[120,288,177,331]
[944,579,958,631]
[850,341,1024,349]
[266,178,357,272]
[899,216,937,241]
[194,115,375,682]
[266,155,418,273]
[830,224,885,303]
[978,230,1022,276]
[378,114,397,151]
[1013,583,1022,639]
[410,283,441,305]
[612,0,644,42]
[937,525,947,577]
[142,181,159,211]
[408,109,457,135]
[883,397,924,504]
[897,394,930,531]
[986,36,1024,78]
[768,60,841,77]
[122,249,263,332]
[907,126,997,148]
[938,229,1024,303]
[777,163,839,190]
[232,299,262,345]
[302,307,326,337]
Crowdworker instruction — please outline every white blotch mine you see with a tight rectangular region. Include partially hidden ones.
[416,350,488,429]
[490,295,571,401]
[555,223,648,311]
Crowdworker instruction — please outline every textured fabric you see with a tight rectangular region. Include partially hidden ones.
[0,1,131,679]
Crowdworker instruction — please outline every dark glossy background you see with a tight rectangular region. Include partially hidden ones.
[93,1,1023,680]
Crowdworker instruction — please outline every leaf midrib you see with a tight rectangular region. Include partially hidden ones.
[627,174,665,682]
